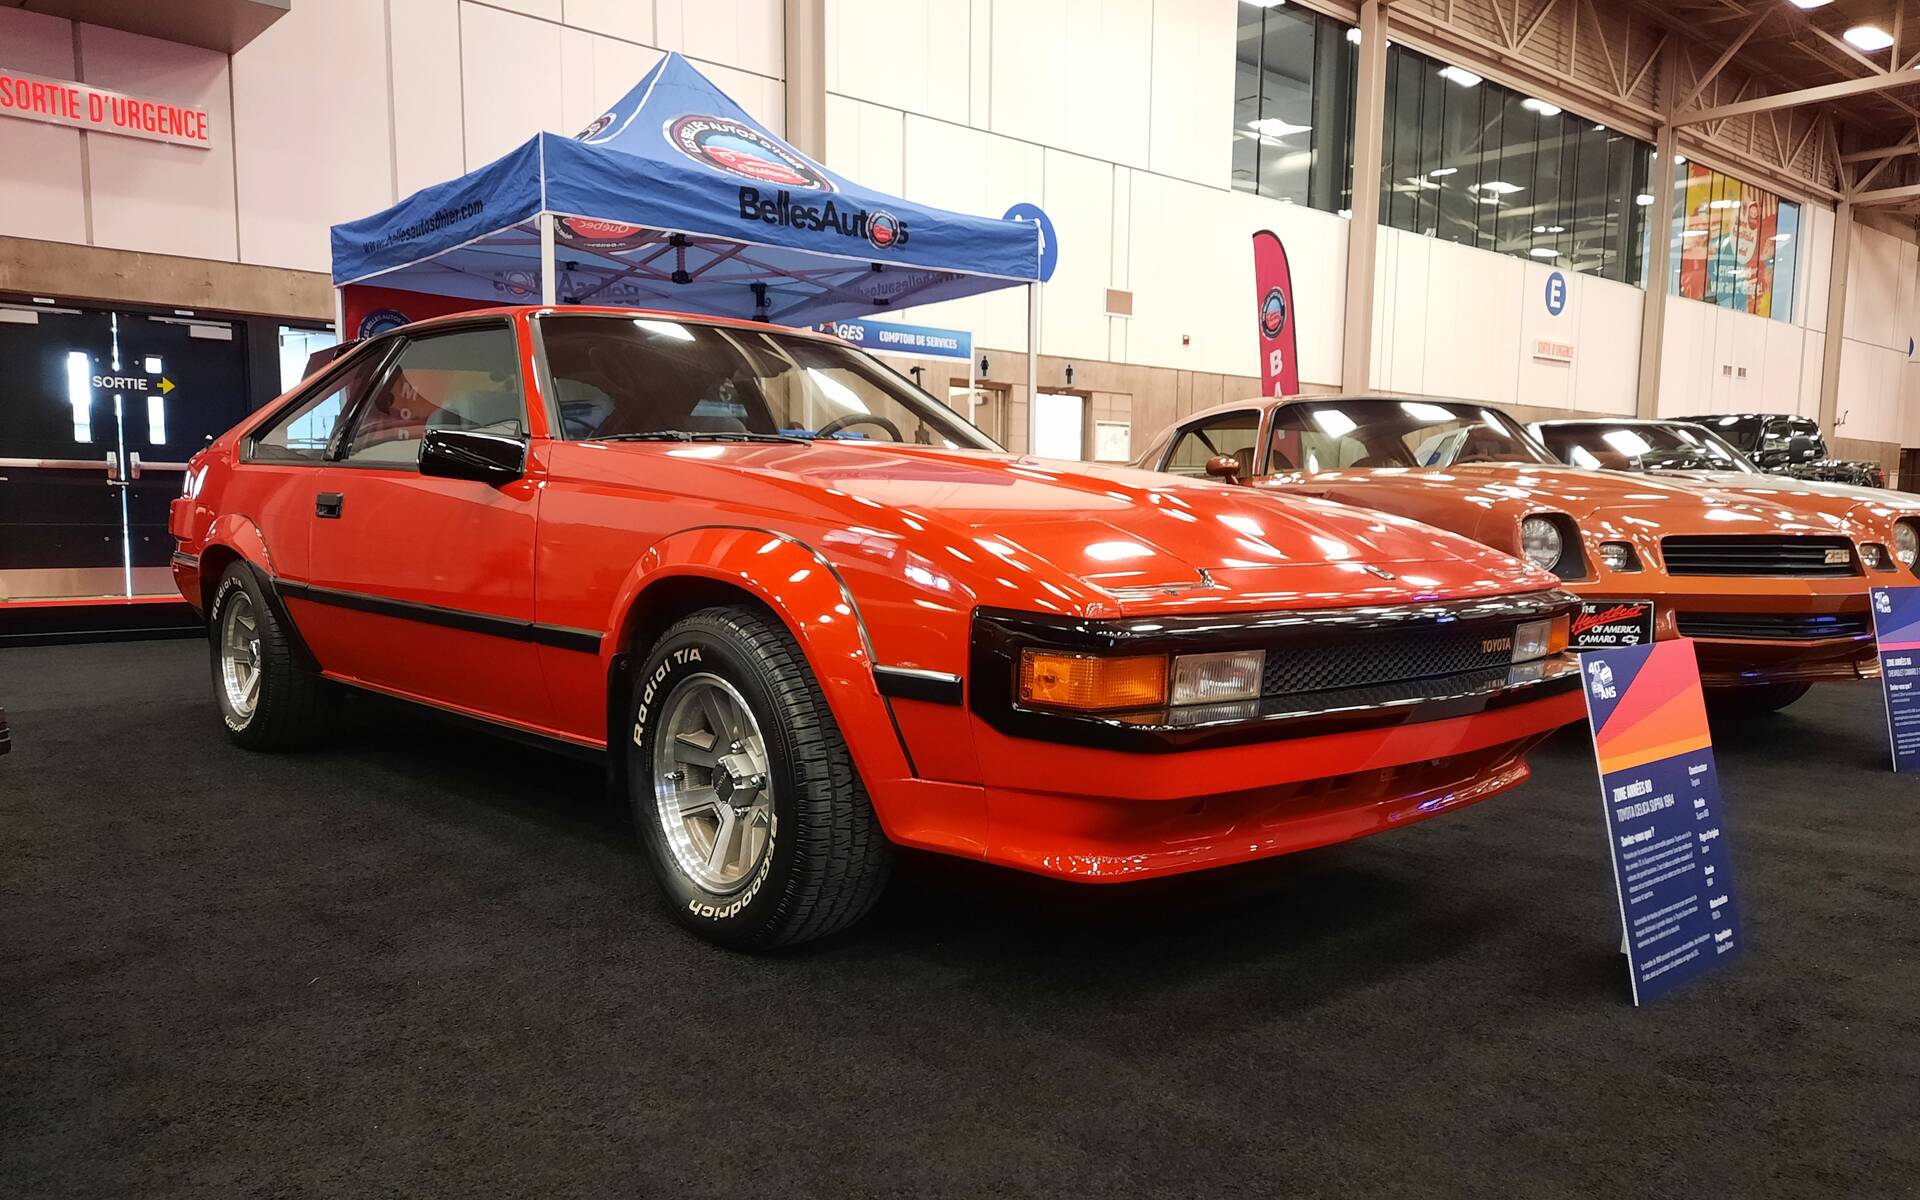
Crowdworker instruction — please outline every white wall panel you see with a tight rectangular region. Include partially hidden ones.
[1147,0,1233,187]
[1517,261,1574,410]
[989,0,1151,169]
[1417,238,1520,406]
[1374,228,1430,394]
[1801,202,1833,333]
[0,7,86,244]
[484,0,562,17]
[1572,276,1641,416]
[1038,149,1113,361]
[1658,297,1712,418]
[1123,173,1345,381]
[390,0,466,193]
[460,3,565,166]
[558,30,664,134]
[563,0,654,43]
[1845,223,1903,350]
[1759,320,1806,416]
[823,94,903,193]
[827,0,969,125]
[233,0,392,271]
[657,0,784,79]
[1837,340,1901,444]
[79,24,237,262]
[1798,331,1825,420]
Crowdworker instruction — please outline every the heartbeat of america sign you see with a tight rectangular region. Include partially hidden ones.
[0,67,211,149]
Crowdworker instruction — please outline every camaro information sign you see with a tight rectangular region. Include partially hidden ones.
[1581,638,1739,1005]
[1573,599,1654,649]
[1868,586,1920,772]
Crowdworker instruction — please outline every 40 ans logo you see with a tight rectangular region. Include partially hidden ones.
[1587,659,1617,701]
[666,114,832,190]
[1260,286,1288,340]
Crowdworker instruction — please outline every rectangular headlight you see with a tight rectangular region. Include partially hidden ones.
[1019,650,1167,712]
[1170,650,1266,706]
[1512,618,1559,663]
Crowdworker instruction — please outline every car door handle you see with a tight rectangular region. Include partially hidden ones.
[315,491,343,519]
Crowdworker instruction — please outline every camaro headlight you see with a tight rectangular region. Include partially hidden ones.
[1896,522,1918,567]
[1017,648,1267,711]
[1170,650,1266,706]
[1598,541,1638,572]
[1861,543,1892,571]
[1519,517,1564,571]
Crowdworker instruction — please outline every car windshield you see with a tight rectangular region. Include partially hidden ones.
[1267,399,1554,471]
[1707,414,1824,458]
[1535,422,1755,473]
[535,313,999,449]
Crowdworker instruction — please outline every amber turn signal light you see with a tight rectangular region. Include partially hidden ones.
[1548,614,1570,655]
[1018,651,1168,712]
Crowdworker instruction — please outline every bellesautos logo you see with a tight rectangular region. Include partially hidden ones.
[738,187,910,250]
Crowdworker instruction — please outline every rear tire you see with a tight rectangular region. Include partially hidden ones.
[1706,681,1811,716]
[626,606,891,949]
[209,564,337,750]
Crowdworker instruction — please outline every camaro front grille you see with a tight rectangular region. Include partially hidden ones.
[1660,535,1858,577]
[1259,624,1519,698]
[1675,612,1871,641]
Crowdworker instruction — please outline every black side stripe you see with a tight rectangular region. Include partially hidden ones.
[872,666,964,705]
[274,580,602,654]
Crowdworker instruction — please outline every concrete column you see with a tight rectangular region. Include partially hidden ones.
[1341,0,1389,392]
[1635,48,1679,418]
[1818,200,1853,435]
[784,0,828,159]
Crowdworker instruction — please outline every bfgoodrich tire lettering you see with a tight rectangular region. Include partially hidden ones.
[627,606,891,948]
[209,563,337,750]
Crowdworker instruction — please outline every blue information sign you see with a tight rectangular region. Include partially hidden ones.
[1868,585,1920,771]
[1581,639,1740,1005]
[818,318,972,362]
[1545,270,1568,316]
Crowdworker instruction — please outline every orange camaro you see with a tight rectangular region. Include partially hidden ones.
[1137,395,1915,714]
[171,308,1584,947]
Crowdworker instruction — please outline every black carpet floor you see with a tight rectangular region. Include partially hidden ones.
[2,640,1915,1198]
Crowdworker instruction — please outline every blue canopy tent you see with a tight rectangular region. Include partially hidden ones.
[330,52,1047,409]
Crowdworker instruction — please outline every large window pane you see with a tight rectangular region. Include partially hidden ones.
[1772,202,1802,323]
[1231,2,1354,216]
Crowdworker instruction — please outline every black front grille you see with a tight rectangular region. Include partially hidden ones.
[1261,623,1518,697]
[1676,612,1871,641]
[1660,535,1858,577]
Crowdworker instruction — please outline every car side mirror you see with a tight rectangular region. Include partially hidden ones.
[419,428,526,484]
[1204,454,1243,481]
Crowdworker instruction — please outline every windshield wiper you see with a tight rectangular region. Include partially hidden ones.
[595,430,812,445]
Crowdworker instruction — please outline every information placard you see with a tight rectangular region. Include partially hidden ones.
[1868,585,1920,772]
[1581,638,1740,1005]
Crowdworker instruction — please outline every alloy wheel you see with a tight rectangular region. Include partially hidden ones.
[652,673,775,893]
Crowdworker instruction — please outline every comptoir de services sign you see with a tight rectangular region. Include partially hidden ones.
[0,66,211,149]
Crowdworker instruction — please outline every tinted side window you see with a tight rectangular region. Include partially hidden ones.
[340,325,524,467]
[247,350,387,464]
[1162,411,1263,477]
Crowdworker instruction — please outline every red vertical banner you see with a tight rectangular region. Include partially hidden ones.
[1252,229,1300,397]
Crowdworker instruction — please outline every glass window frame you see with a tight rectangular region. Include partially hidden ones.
[241,336,404,467]
[332,317,529,470]
[1157,408,1267,477]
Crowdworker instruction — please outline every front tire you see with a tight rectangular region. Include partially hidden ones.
[1707,681,1811,716]
[209,564,336,749]
[626,606,891,949]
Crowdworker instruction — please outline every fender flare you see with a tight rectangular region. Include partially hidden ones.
[604,525,918,790]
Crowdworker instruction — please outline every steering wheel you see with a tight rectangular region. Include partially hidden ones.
[817,413,902,441]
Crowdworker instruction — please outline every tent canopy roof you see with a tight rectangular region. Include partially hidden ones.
[329,53,1043,326]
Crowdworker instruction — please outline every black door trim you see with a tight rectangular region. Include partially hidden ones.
[273,579,602,653]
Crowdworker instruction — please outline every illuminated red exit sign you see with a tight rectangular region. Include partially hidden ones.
[0,66,210,149]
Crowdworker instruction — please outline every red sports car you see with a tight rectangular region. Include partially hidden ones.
[171,307,1583,947]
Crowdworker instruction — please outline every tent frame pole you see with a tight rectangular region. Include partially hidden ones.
[539,212,557,305]
[333,287,345,339]
[1025,281,1039,455]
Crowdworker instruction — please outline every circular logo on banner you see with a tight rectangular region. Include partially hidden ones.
[866,210,903,250]
[665,114,832,190]
[555,216,653,252]
[577,112,618,142]
[1002,202,1059,282]
[1260,287,1288,340]
[1544,270,1568,316]
[356,308,410,339]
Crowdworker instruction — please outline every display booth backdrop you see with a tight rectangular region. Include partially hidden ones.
[329,53,1045,328]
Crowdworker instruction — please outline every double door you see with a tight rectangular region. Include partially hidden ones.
[0,305,248,600]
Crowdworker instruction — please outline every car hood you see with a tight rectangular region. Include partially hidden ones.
[596,441,1564,612]
[1646,469,1916,510]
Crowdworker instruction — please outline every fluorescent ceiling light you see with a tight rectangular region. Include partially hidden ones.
[1680,229,1708,238]
[1593,123,1607,131]
[1635,193,1655,206]
[1708,198,1741,209]
[1787,1,1833,9]
[1845,25,1895,51]
[1438,66,1482,87]
[1528,248,1558,258]
[1521,98,1562,116]
[1247,117,1311,138]
[1773,233,1793,242]
[1429,166,1459,177]
[1674,154,1688,165]
[1475,180,1524,194]
[1250,0,1286,6]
